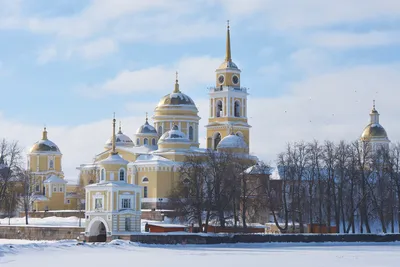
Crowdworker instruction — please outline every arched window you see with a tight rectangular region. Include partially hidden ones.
[216,100,223,117]
[143,186,148,198]
[152,138,156,146]
[234,100,241,117]
[214,133,221,150]
[142,177,149,183]
[158,126,162,137]
[144,138,148,145]
[189,126,194,140]
[236,131,244,138]
[136,138,140,146]
[100,169,105,181]
[119,169,125,181]
[49,160,54,169]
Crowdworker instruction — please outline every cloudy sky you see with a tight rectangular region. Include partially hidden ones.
[1,0,400,182]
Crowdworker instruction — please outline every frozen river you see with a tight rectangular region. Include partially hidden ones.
[1,239,399,267]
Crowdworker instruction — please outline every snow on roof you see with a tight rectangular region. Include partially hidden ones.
[105,132,134,148]
[132,154,175,165]
[44,175,67,184]
[217,134,248,149]
[245,164,271,175]
[98,153,129,165]
[136,120,157,134]
[30,139,61,154]
[86,181,138,188]
[147,223,187,228]
[96,146,153,158]
[31,195,49,201]
[158,125,190,144]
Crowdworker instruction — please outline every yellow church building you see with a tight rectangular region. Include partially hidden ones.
[28,23,258,212]
[77,23,257,210]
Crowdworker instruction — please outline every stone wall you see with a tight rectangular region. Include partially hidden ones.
[0,226,85,241]
[19,211,85,218]
[130,233,400,245]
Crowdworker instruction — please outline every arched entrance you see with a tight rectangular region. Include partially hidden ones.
[87,218,109,242]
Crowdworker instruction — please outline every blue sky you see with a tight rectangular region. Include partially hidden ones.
[1,0,400,180]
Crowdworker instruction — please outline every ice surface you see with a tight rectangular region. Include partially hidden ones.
[0,240,399,267]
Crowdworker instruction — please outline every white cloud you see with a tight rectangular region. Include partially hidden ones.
[309,31,400,49]
[75,38,118,59]
[219,0,400,30]
[81,56,221,96]
[37,46,58,65]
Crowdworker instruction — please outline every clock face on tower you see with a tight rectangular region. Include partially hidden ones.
[232,75,239,85]
[218,75,225,85]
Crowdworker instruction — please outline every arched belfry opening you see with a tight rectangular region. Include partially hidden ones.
[88,219,107,242]
[234,101,241,117]
[216,100,223,117]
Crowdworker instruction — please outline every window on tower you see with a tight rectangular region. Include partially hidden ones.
[144,186,148,198]
[216,100,223,117]
[144,138,148,145]
[234,101,241,117]
[189,126,194,140]
[49,160,54,169]
[119,169,125,181]
[158,126,162,137]
[136,138,140,146]
[100,169,105,181]
[214,133,221,150]
[152,138,156,146]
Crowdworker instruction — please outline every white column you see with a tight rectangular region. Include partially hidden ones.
[241,98,244,118]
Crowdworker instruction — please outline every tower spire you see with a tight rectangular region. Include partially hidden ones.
[174,71,180,93]
[111,113,117,155]
[42,126,48,140]
[225,20,231,62]
[145,112,148,123]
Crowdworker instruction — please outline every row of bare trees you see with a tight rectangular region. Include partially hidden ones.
[0,139,35,224]
[169,150,274,232]
[276,140,400,234]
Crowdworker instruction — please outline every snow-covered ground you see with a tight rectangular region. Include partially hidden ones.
[0,216,85,228]
[0,216,164,232]
[0,239,399,267]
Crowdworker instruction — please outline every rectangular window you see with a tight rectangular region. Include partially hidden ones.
[121,198,131,209]
[94,198,103,210]
[59,187,63,192]
[125,217,131,231]
[35,184,40,192]
[67,199,70,204]
[53,186,56,192]
[144,186,148,198]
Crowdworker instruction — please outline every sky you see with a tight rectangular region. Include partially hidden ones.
[0,0,400,182]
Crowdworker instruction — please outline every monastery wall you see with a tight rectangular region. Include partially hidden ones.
[0,226,84,240]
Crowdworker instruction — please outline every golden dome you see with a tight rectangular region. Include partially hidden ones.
[30,128,61,153]
[361,124,388,140]
[157,73,196,107]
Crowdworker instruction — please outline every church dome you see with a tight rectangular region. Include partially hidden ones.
[217,133,248,150]
[105,125,133,148]
[156,75,196,108]
[136,118,157,134]
[157,92,195,107]
[218,60,238,70]
[30,128,61,154]
[360,102,389,141]
[158,125,190,144]
[361,124,388,139]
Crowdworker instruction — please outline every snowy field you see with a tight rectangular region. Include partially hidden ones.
[1,239,400,267]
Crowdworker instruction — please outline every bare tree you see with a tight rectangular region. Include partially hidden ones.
[0,139,23,203]
[17,169,35,225]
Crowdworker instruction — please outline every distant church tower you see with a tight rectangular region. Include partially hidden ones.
[205,21,251,151]
[360,101,390,152]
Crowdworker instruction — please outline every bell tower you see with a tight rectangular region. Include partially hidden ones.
[205,21,251,151]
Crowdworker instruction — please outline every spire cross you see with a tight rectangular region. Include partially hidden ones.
[111,112,117,155]
[373,99,376,109]
[146,112,148,122]
[175,71,178,82]
[227,20,230,28]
